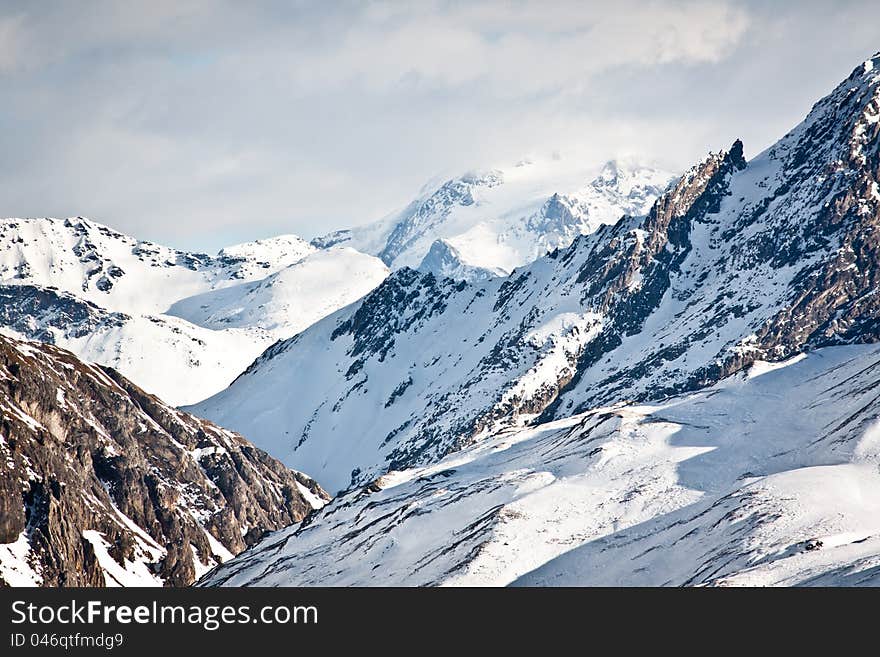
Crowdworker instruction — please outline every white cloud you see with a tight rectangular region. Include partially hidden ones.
[0,14,27,73]
[0,1,876,250]
[237,1,750,96]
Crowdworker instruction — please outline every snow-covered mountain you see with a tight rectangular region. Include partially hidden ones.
[0,156,672,405]
[0,333,328,587]
[312,159,676,277]
[0,217,314,315]
[4,42,880,588]
[0,217,389,404]
[0,157,674,406]
[199,344,880,586]
[0,284,272,406]
[192,53,880,498]
[416,239,506,283]
[167,247,389,336]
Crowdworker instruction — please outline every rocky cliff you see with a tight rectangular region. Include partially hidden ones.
[0,334,327,586]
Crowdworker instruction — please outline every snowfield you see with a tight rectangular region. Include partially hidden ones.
[200,344,880,587]
[167,247,389,336]
[0,311,272,406]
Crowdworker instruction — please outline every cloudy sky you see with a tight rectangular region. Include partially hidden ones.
[1,1,878,251]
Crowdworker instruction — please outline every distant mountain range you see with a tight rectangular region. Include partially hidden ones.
[0,217,389,404]
[313,158,676,279]
[0,159,669,405]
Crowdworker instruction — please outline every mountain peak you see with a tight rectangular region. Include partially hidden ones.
[588,158,676,195]
[596,160,622,185]
[727,138,746,169]
[417,239,507,283]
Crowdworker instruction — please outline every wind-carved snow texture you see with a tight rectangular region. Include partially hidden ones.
[313,159,676,276]
[0,218,389,404]
[199,345,880,586]
[0,333,328,587]
[194,54,880,496]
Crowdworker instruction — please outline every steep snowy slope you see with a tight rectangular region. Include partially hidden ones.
[167,248,389,336]
[0,334,328,587]
[193,53,880,493]
[200,344,880,586]
[0,217,314,315]
[313,159,675,275]
[190,261,605,492]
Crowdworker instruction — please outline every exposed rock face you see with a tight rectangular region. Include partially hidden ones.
[191,54,880,493]
[546,53,880,417]
[0,284,128,343]
[309,229,352,250]
[0,334,328,587]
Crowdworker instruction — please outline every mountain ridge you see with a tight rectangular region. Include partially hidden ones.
[192,53,880,494]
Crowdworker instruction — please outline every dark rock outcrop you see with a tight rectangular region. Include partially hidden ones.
[0,284,128,343]
[0,334,328,587]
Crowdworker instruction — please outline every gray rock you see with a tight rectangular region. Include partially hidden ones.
[0,334,328,586]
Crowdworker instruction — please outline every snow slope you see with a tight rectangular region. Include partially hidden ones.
[189,265,607,492]
[314,159,676,276]
[167,247,389,336]
[200,344,880,587]
[0,285,273,405]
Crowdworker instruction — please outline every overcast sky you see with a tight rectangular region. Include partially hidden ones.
[1,1,878,251]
